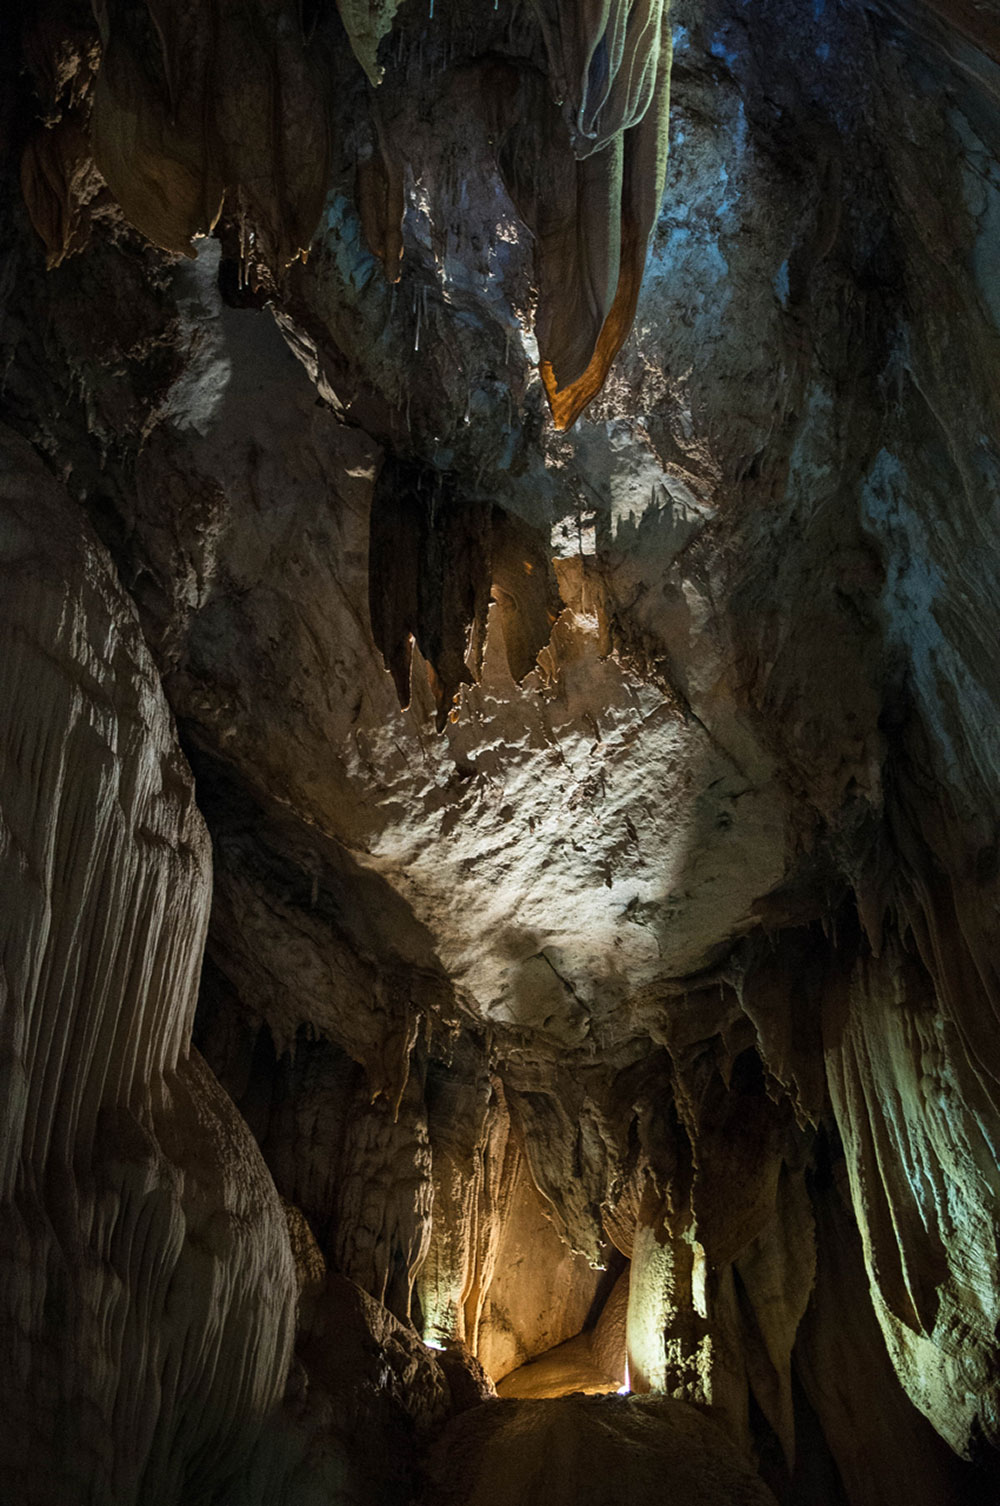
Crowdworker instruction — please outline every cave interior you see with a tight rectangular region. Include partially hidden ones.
[4,0,1000,1502]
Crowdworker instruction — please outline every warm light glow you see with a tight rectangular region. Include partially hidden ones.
[617,1357,631,1395]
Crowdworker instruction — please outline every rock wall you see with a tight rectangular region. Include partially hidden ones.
[0,426,296,1503]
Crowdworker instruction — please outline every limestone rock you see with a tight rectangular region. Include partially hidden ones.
[0,424,296,1503]
[7,0,1000,1497]
[229,1273,453,1506]
[421,1395,777,1506]
[335,0,403,85]
[437,1342,499,1414]
[794,1171,971,1506]
[94,1,330,271]
[475,1154,609,1382]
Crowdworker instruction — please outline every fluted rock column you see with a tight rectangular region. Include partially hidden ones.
[0,426,296,1506]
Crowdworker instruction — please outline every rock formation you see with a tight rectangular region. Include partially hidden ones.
[4,0,1000,1501]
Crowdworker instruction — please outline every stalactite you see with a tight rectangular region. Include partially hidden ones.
[531,0,669,157]
[87,0,330,270]
[357,93,406,281]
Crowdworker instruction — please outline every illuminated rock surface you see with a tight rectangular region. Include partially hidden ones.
[4,0,1000,1502]
[421,1395,778,1505]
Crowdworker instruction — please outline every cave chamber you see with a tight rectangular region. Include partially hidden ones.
[4,0,1000,1501]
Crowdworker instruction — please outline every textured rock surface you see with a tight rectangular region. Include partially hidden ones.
[0,425,296,1503]
[227,1273,454,1506]
[475,1154,609,1382]
[421,1394,778,1505]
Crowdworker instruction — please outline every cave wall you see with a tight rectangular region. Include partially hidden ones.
[0,427,296,1502]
